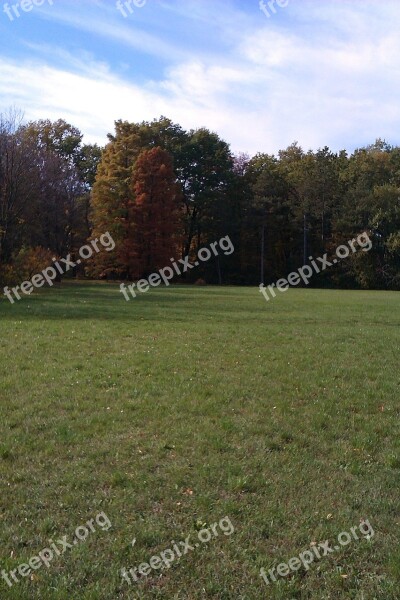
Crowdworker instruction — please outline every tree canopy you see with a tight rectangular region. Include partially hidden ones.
[1,112,399,290]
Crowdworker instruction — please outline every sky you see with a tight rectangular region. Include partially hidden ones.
[0,0,399,156]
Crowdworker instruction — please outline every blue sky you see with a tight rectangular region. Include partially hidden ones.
[1,0,399,155]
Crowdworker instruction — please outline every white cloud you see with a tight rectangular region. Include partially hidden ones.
[1,0,400,155]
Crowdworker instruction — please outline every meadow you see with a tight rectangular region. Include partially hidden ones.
[0,283,399,599]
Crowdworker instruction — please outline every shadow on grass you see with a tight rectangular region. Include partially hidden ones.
[0,281,205,322]
[3,282,396,326]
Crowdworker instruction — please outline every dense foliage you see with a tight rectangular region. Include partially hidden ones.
[1,110,399,289]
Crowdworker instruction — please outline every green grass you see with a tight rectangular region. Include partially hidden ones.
[0,282,399,599]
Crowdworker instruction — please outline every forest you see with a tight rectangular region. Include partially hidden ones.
[1,111,399,290]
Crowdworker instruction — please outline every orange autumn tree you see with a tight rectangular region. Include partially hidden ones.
[131,147,182,278]
[89,121,140,279]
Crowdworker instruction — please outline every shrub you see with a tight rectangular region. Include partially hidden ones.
[0,246,55,287]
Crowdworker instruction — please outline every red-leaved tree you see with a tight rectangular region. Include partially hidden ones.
[131,147,182,277]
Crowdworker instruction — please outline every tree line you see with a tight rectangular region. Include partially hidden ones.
[1,109,399,290]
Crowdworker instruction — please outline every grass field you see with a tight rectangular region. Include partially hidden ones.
[0,283,399,599]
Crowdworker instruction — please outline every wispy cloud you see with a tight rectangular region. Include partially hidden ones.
[0,0,399,154]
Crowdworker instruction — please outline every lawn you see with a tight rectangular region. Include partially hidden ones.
[0,283,399,599]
